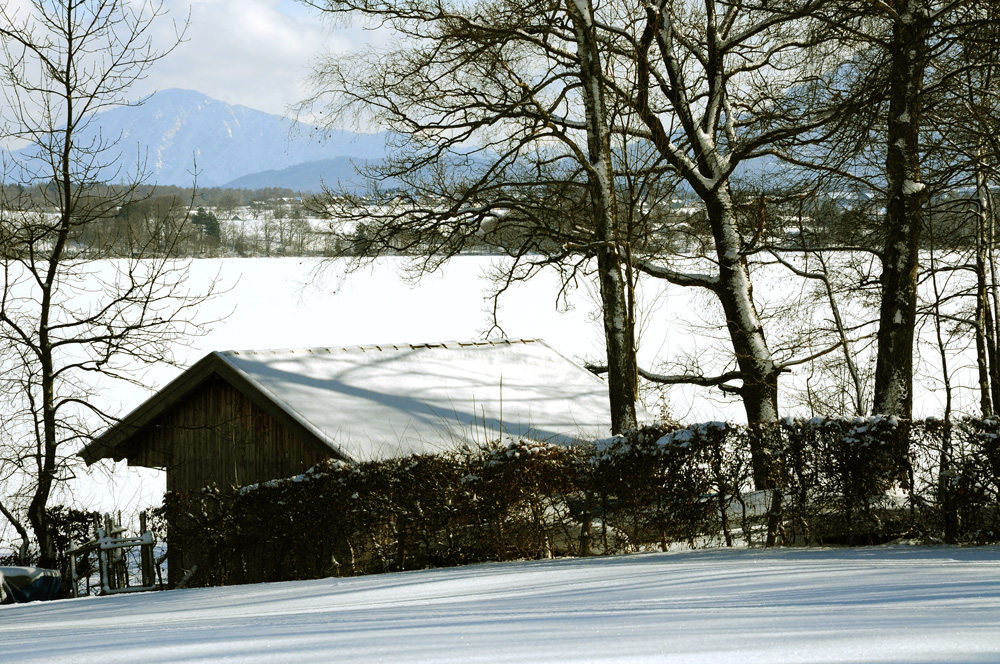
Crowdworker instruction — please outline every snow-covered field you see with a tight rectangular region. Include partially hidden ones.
[2,545,998,663]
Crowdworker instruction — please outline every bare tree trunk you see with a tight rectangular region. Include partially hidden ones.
[974,155,994,416]
[927,211,958,542]
[24,19,79,568]
[0,498,30,563]
[596,247,639,432]
[817,252,866,415]
[706,193,780,485]
[568,0,638,433]
[986,187,1000,414]
[872,2,931,419]
[928,214,953,424]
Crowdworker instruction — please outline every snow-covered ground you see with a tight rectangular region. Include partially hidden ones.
[2,545,998,663]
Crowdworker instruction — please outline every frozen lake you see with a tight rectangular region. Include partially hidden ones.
[5,254,985,514]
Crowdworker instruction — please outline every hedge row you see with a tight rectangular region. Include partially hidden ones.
[157,416,1000,587]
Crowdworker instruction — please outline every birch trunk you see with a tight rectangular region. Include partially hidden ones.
[987,190,1000,413]
[974,155,994,416]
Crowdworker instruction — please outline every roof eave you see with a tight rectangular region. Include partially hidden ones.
[78,353,226,465]
[79,351,349,467]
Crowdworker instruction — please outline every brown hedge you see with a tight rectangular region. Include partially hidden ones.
[156,417,1000,588]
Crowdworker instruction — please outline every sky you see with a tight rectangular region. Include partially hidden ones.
[140,0,372,119]
[1,0,385,121]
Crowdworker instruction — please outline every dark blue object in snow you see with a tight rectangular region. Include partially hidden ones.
[0,566,61,603]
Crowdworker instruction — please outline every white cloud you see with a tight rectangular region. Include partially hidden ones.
[139,0,382,118]
[0,0,388,139]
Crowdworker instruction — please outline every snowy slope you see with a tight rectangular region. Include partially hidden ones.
[1,546,998,663]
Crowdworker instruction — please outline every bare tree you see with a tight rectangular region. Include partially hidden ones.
[799,0,999,419]
[299,0,655,432]
[866,1,935,419]
[301,0,879,479]
[614,0,856,489]
[0,0,213,567]
[766,220,872,417]
[923,4,1000,417]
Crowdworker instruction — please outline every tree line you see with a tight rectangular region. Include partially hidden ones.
[0,182,324,258]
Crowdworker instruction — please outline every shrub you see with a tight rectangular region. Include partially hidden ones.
[157,417,1000,588]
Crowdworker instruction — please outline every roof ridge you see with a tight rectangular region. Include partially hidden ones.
[221,338,542,356]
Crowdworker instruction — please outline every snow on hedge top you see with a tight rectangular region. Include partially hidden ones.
[218,339,613,460]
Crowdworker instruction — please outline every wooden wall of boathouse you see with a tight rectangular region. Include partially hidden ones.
[121,376,330,494]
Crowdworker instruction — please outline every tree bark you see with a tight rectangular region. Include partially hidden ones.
[568,0,638,433]
[705,192,780,486]
[872,2,932,419]
[974,155,994,416]
[0,499,30,564]
[987,191,1000,414]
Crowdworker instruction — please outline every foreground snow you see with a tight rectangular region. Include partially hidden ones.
[2,546,998,663]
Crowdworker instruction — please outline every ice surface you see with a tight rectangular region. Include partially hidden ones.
[0,546,997,663]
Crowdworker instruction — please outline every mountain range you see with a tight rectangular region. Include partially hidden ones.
[2,88,791,195]
[6,88,391,191]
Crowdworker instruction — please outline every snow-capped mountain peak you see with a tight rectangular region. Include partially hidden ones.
[12,88,390,189]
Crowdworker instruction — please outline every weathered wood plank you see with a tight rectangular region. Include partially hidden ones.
[130,377,328,494]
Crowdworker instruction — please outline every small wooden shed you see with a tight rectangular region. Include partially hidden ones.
[79,339,614,494]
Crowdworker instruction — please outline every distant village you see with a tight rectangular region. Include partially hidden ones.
[4,180,987,261]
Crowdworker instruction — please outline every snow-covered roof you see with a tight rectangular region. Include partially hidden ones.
[223,339,612,457]
[82,339,614,464]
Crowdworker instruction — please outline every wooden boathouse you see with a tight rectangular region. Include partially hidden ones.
[79,339,615,494]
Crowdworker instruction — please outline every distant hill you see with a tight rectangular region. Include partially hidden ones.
[222,157,383,193]
[7,89,391,188]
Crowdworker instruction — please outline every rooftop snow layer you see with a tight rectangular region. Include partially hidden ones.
[216,339,613,459]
